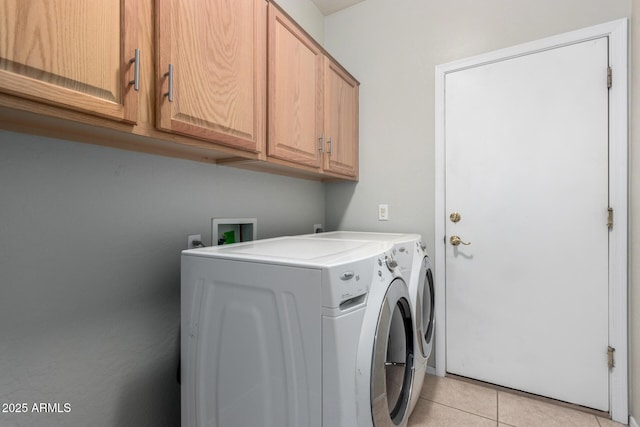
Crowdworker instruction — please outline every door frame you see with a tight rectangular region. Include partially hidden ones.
[434,19,628,423]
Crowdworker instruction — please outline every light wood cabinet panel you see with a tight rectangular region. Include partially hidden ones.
[267,3,358,179]
[0,0,139,123]
[156,0,266,153]
[268,4,323,168]
[323,59,359,178]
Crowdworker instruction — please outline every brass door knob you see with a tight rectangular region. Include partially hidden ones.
[450,235,471,246]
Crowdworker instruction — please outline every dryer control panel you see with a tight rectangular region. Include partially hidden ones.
[322,256,377,311]
[321,250,403,313]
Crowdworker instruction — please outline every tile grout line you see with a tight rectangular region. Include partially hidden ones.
[495,390,518,427]
[496,388,499,425]
[416,395,500,424]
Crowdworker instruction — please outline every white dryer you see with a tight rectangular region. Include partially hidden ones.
[301,231,435,414]
[181,236,415,427]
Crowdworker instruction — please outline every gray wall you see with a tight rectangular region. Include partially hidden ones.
[323,0,636,422]
[275,0,325,41]
[0,130,324,427]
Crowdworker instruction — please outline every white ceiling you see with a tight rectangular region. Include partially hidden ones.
[311,0,365,15]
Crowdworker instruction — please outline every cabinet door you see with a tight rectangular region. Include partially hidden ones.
[268,5,323,168]
[157,0,266,153]
[323,60,359,178]
[0,0,138,123]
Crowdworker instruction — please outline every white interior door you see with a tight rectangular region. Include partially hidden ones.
[444,37,610,411]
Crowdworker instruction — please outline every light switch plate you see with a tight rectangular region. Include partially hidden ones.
[378,204,389,221]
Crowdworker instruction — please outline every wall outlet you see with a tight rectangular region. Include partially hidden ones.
[187,234,202,249]
[313,224,323,233]
[378,204,389,221]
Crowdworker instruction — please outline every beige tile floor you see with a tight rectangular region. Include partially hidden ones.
[409,374,627,427]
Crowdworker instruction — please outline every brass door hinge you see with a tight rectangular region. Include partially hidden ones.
[608,346,615,369]
[607,66,612,89]
[607,207,613,229]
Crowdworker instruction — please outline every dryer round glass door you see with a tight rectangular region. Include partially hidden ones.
[371,278,414,426]
[416,257,435,359]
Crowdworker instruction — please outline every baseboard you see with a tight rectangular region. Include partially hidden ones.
[426,366,436,376]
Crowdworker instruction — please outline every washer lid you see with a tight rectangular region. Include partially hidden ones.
[303,231,421,245]
[183,236,389,267]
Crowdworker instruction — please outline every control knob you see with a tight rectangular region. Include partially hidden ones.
[385,256,398,271]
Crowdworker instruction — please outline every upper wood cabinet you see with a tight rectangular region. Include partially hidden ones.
[0,0,139,123]
[267,4,323,168]
[156,0,266,153]
[323,59,359,178]
[267,3,359,179]
[0,0,358,181]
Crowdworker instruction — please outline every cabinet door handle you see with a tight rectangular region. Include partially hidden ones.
[128,48,140,91]
[164,64,174,102]
[327,137,333,156]
[318,134,325,153]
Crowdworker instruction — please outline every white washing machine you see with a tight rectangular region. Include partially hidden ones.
[301,231,435,414]
[181,236,416,427]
